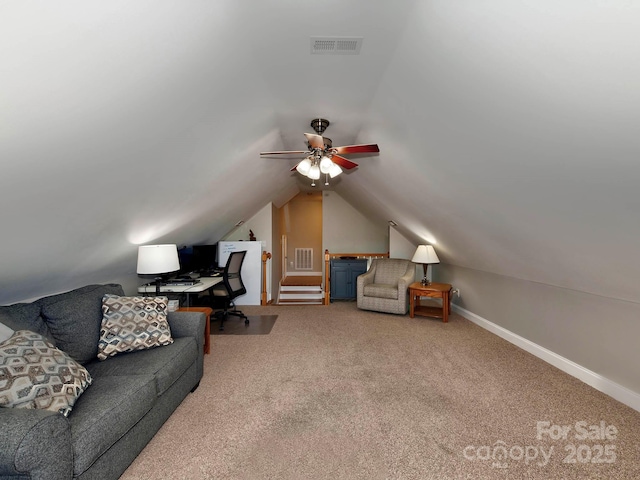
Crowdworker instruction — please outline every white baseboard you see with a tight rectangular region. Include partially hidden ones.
[452,304,640,414]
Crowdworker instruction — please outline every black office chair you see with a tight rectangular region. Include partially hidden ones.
[212,250,249,331]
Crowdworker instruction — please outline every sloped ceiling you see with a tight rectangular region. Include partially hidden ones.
[1,1,639,304]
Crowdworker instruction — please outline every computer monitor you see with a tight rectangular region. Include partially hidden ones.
[178,244,218,275]
[192,244,218,273]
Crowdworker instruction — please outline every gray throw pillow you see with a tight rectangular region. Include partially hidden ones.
[37,284,124,364]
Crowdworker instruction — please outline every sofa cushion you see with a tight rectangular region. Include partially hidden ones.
[97,295,174,361]
[0,330,92,417]
[37,284,125,364]
[68,374,156,476]
[374,259,413,285]
[364,283,399,299]
[0,302,53,343]
[87,337,196,396]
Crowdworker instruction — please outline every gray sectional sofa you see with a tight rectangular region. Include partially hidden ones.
[0,284,206,480]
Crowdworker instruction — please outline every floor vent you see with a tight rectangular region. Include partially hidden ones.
[310,37,363,55]
[295,248,313,270]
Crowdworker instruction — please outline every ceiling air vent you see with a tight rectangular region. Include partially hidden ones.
[310,36,363,55]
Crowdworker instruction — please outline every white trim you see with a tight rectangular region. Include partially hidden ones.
[285,271,322,276]
[452,304,640,414]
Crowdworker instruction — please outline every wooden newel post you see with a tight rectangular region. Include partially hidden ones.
[261,251,272,306]
[324,249,330,305]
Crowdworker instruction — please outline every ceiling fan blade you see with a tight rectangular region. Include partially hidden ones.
[260,150,308,155]
[304,133,325,149]
[334,144,380,155]
[331,154,358,170]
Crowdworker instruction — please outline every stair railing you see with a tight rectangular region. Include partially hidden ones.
[261,251,272,305]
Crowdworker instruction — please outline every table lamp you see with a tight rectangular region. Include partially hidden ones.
[411,245,440,286]
[137,244,180,295]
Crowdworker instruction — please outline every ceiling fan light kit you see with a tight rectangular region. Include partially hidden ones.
[260,118,380,187]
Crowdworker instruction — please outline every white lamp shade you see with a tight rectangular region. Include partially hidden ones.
[296,158,312,175]
[411,245,440,264]
[328,162,343,178]
[137,244,180,274]
[307,164,320,180]
[319,156,333,174]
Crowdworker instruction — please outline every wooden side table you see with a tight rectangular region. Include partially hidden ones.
[177,306,212,354]
[409,282,453,323]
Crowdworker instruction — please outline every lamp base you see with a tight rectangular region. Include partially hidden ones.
[154,277,163,295]
[421,264,431,286]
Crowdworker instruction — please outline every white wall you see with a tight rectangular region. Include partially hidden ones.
[438,264,640,411]
[389,226,415,259]
[322,192,388,254]
[389,227,421,282]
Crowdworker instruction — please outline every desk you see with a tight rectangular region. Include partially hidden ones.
[409,282,452,323]
[177,307,212,355]
[138,277,223,307]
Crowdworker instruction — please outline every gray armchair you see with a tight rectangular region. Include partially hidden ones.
[356,258,415,314]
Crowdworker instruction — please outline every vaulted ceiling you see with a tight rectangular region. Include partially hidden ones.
[2,1,639,305]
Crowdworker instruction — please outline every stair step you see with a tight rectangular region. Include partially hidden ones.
[277,279,325,305]
[278,298,324,305]
[279,296,324,301]
[281,276,323,287]
[279,291,324,299]
[280,285,323,292]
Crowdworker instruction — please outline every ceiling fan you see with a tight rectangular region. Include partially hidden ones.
[260,118,380,186]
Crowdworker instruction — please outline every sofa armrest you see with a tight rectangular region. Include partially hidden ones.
[166,311,206,383]
[0,408,72,480]
[167,311,205,353]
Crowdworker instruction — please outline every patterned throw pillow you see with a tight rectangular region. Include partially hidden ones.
[0,330,92,417]
[97,295,173,361]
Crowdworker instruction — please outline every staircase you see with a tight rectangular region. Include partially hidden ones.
[277,276,324,305]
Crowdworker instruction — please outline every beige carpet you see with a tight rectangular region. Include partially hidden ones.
[121,303,640,479]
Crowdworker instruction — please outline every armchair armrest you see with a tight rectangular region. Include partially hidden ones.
[396,265,415,294]
[356,265,376,298]
[0,408,72,480]
[398,263,416,298]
